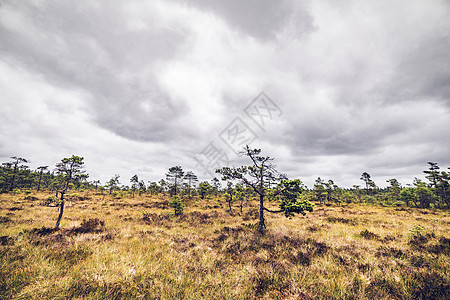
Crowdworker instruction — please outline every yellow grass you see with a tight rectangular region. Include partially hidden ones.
[1,191,449,299]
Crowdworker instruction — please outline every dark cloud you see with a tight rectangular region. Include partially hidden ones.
[0,0,192,143]
[387,35,450,105]
[171,0,315,41]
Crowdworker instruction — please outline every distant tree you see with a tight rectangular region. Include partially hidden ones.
[224,181,235,215]
[235,183,246,214]
[76,174,89,191]
[18,165,31,189]
[217,145,313,234]
[324,179,340,204]
[424,162,450,208]
[413,178,437,208]
[2,156,29,191]
[138,180,146,195]
[107,175,120,194]
[130,175,139,197]
[166,166,184,195]
[424,162,440,189]
[314,177,327,204]
[400,187,415,207]
[41,170,53,190]
[184,171,198,199]
[54,155,86,229]
[436,169,450,208]
[198,181,212,200]
[386,178,401,204]
[210,177,221,196]
[0,167,7,192]
[93,180,101,190]
[148,181,159,195]
[351,185,362,203]
[99,185,106,200]
[340,189,357,204]
[360,172,376,195]
[179,182,189,197]
[50,176,63,197]
[158,179,168,195]
[220,182,247,213]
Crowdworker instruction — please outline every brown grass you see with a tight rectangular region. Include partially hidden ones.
[0,191,449,299]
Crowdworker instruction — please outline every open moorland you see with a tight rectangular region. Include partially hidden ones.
[1,190,449,299]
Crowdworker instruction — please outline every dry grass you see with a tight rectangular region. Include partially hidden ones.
[1,191,449,299]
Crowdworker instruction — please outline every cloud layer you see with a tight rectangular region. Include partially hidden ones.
[1,0,449,188]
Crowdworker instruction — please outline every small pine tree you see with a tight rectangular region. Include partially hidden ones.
[169,195,184,216]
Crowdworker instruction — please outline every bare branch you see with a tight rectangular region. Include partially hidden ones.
[263,207,283,213]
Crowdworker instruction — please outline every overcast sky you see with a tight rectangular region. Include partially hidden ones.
[1,0,449,188]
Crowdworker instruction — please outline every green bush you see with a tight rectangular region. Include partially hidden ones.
[169,196,184,216]
[42,195,59,206]
[409,224,424,238]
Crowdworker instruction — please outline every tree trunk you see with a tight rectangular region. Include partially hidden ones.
[228,195,233,216]
[258,193,265,234]
[174,178,178,195]
[55,197,64,229]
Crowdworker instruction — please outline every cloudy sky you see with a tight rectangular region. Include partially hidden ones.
[1,0,449,188]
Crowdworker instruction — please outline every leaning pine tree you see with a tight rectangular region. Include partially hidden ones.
[216,145,313,234]
[54,155,87,229]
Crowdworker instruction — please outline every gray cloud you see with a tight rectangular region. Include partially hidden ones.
[0,0,193,143]
[1,0,449,187]
[170,0,315,41]
[387,35,450,105]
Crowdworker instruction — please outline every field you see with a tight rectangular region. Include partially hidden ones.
[1,191,449,299]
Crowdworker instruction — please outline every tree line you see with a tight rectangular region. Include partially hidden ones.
[1,150,449,233]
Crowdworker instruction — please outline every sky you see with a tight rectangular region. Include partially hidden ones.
[1,0,449,189]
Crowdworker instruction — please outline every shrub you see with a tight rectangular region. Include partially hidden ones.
[409,224,424,237]
[69,218,105,234]
[169,196,184,216]
[360,229,380,240]
[42,195,59,207]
